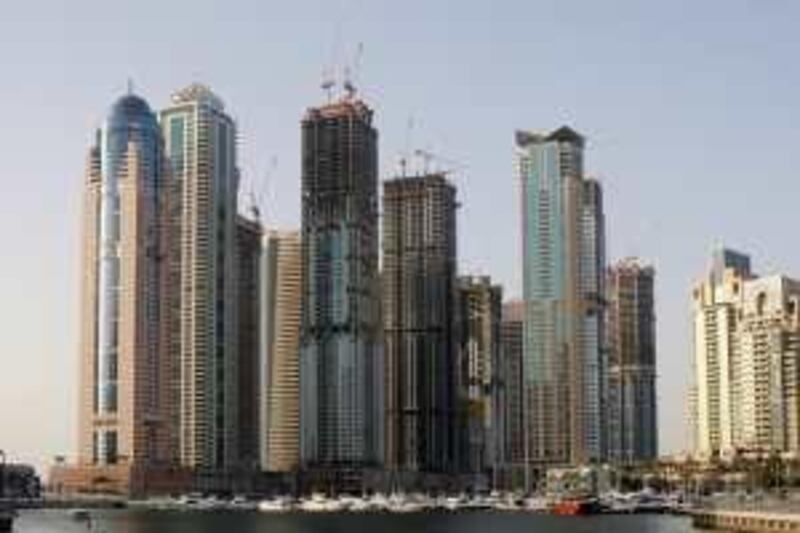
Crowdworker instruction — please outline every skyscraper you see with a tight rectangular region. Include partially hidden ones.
[735,277,800,454]
[160,84,240,472]
[500,300,525,484]
[690,248,752,458]
[75,92,175,493]
[260,229,302,472]
[516,127,607,467]
[299,96,383,470]
[382,174,459,475]
[607,258,657,464]
[457,276,503,477]
[236,215,262,471]
[691,249,800,458]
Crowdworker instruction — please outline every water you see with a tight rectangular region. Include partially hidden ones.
[14,509,696,533]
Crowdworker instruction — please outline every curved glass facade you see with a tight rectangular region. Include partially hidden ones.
[94,94,161,462]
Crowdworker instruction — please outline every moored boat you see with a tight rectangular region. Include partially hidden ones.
[551,499,601,516]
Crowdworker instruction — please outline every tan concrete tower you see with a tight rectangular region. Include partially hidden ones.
[73,93,177,495]
[260,230,302,472]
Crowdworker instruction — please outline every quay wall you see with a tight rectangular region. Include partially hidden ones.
[693,509,800,532]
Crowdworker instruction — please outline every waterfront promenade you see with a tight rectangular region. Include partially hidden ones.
[693,494,800,531]
[693,509,800,531]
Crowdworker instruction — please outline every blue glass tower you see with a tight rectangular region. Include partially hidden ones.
[516,127,606,470]
[80,92,168,469]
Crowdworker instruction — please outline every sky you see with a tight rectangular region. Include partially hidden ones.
[1,0,799,473]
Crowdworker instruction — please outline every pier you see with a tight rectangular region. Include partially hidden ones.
[693,509,800,531]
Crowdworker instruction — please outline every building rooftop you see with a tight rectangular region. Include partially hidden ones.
[384,173,455,189]
[612,257,655,272]
[107,93,158,130]
[515,125,585,148]
[170,83,225,111]
[304,97,373,123]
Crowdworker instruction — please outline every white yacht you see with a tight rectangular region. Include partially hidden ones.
[258,497,293,513]
[299,493,346,512]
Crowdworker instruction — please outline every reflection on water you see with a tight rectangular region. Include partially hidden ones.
[15,509,696,533]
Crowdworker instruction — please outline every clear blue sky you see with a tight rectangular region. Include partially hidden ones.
[1,0,799,471]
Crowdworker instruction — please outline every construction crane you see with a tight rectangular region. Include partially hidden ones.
[398,114,415,176]
[343,42,364,100]
[413,148,466,176]
[247,156,278,226]
[321,67,336,102]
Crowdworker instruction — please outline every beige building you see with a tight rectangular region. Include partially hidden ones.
[260,230,302,472]
[160,84,241,472]
[734,276,800,454]
[691,249,800,459]
[71,93,181,495]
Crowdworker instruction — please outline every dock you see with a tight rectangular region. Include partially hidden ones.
[693,509,800,531]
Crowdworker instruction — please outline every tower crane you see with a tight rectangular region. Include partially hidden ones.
[413,148,466,176]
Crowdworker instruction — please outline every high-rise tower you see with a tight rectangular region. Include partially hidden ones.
[500,300,525,485]
[457,276,503,477]
[382,174,459,475]
[690,248,752,458]
[607,258,657,463]
[691,249,800,458]
[516,127,607,467]
[299,97,383,469]
[160,84,240,472]
[260,229,302,472]
[236,215,262,471]
[76,93,175,492]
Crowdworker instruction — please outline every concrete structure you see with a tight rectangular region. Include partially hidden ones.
[236,216,262,472]
[607,258,658,463]
[693,510,800,532]
[299,97,383,470]
[691,249,751,458]
[501,300,525,486]
[75,93,178,494]
[691,249,800,458]
[735,276,800,454]
[516,127,607,467]
[457,276,503,479]
[160,84,241,472]
[382,174,459,476]
[260,230,302,472]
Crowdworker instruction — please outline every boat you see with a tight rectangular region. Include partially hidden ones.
[551,499,601,516]
[229,495,257,511]
[365,492,390,512]
[299,493,345,512]
[442,494,467,511]
[257,497,293,513]
[387,493,425,513]
[522,496,549,513]
[494,495,524,512]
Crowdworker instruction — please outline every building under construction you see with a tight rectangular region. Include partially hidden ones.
[382,174,459,478]
[299,97,383,474]
[456,276,504,480]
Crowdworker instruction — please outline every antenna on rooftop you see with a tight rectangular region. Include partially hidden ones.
[126,78,134,95]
